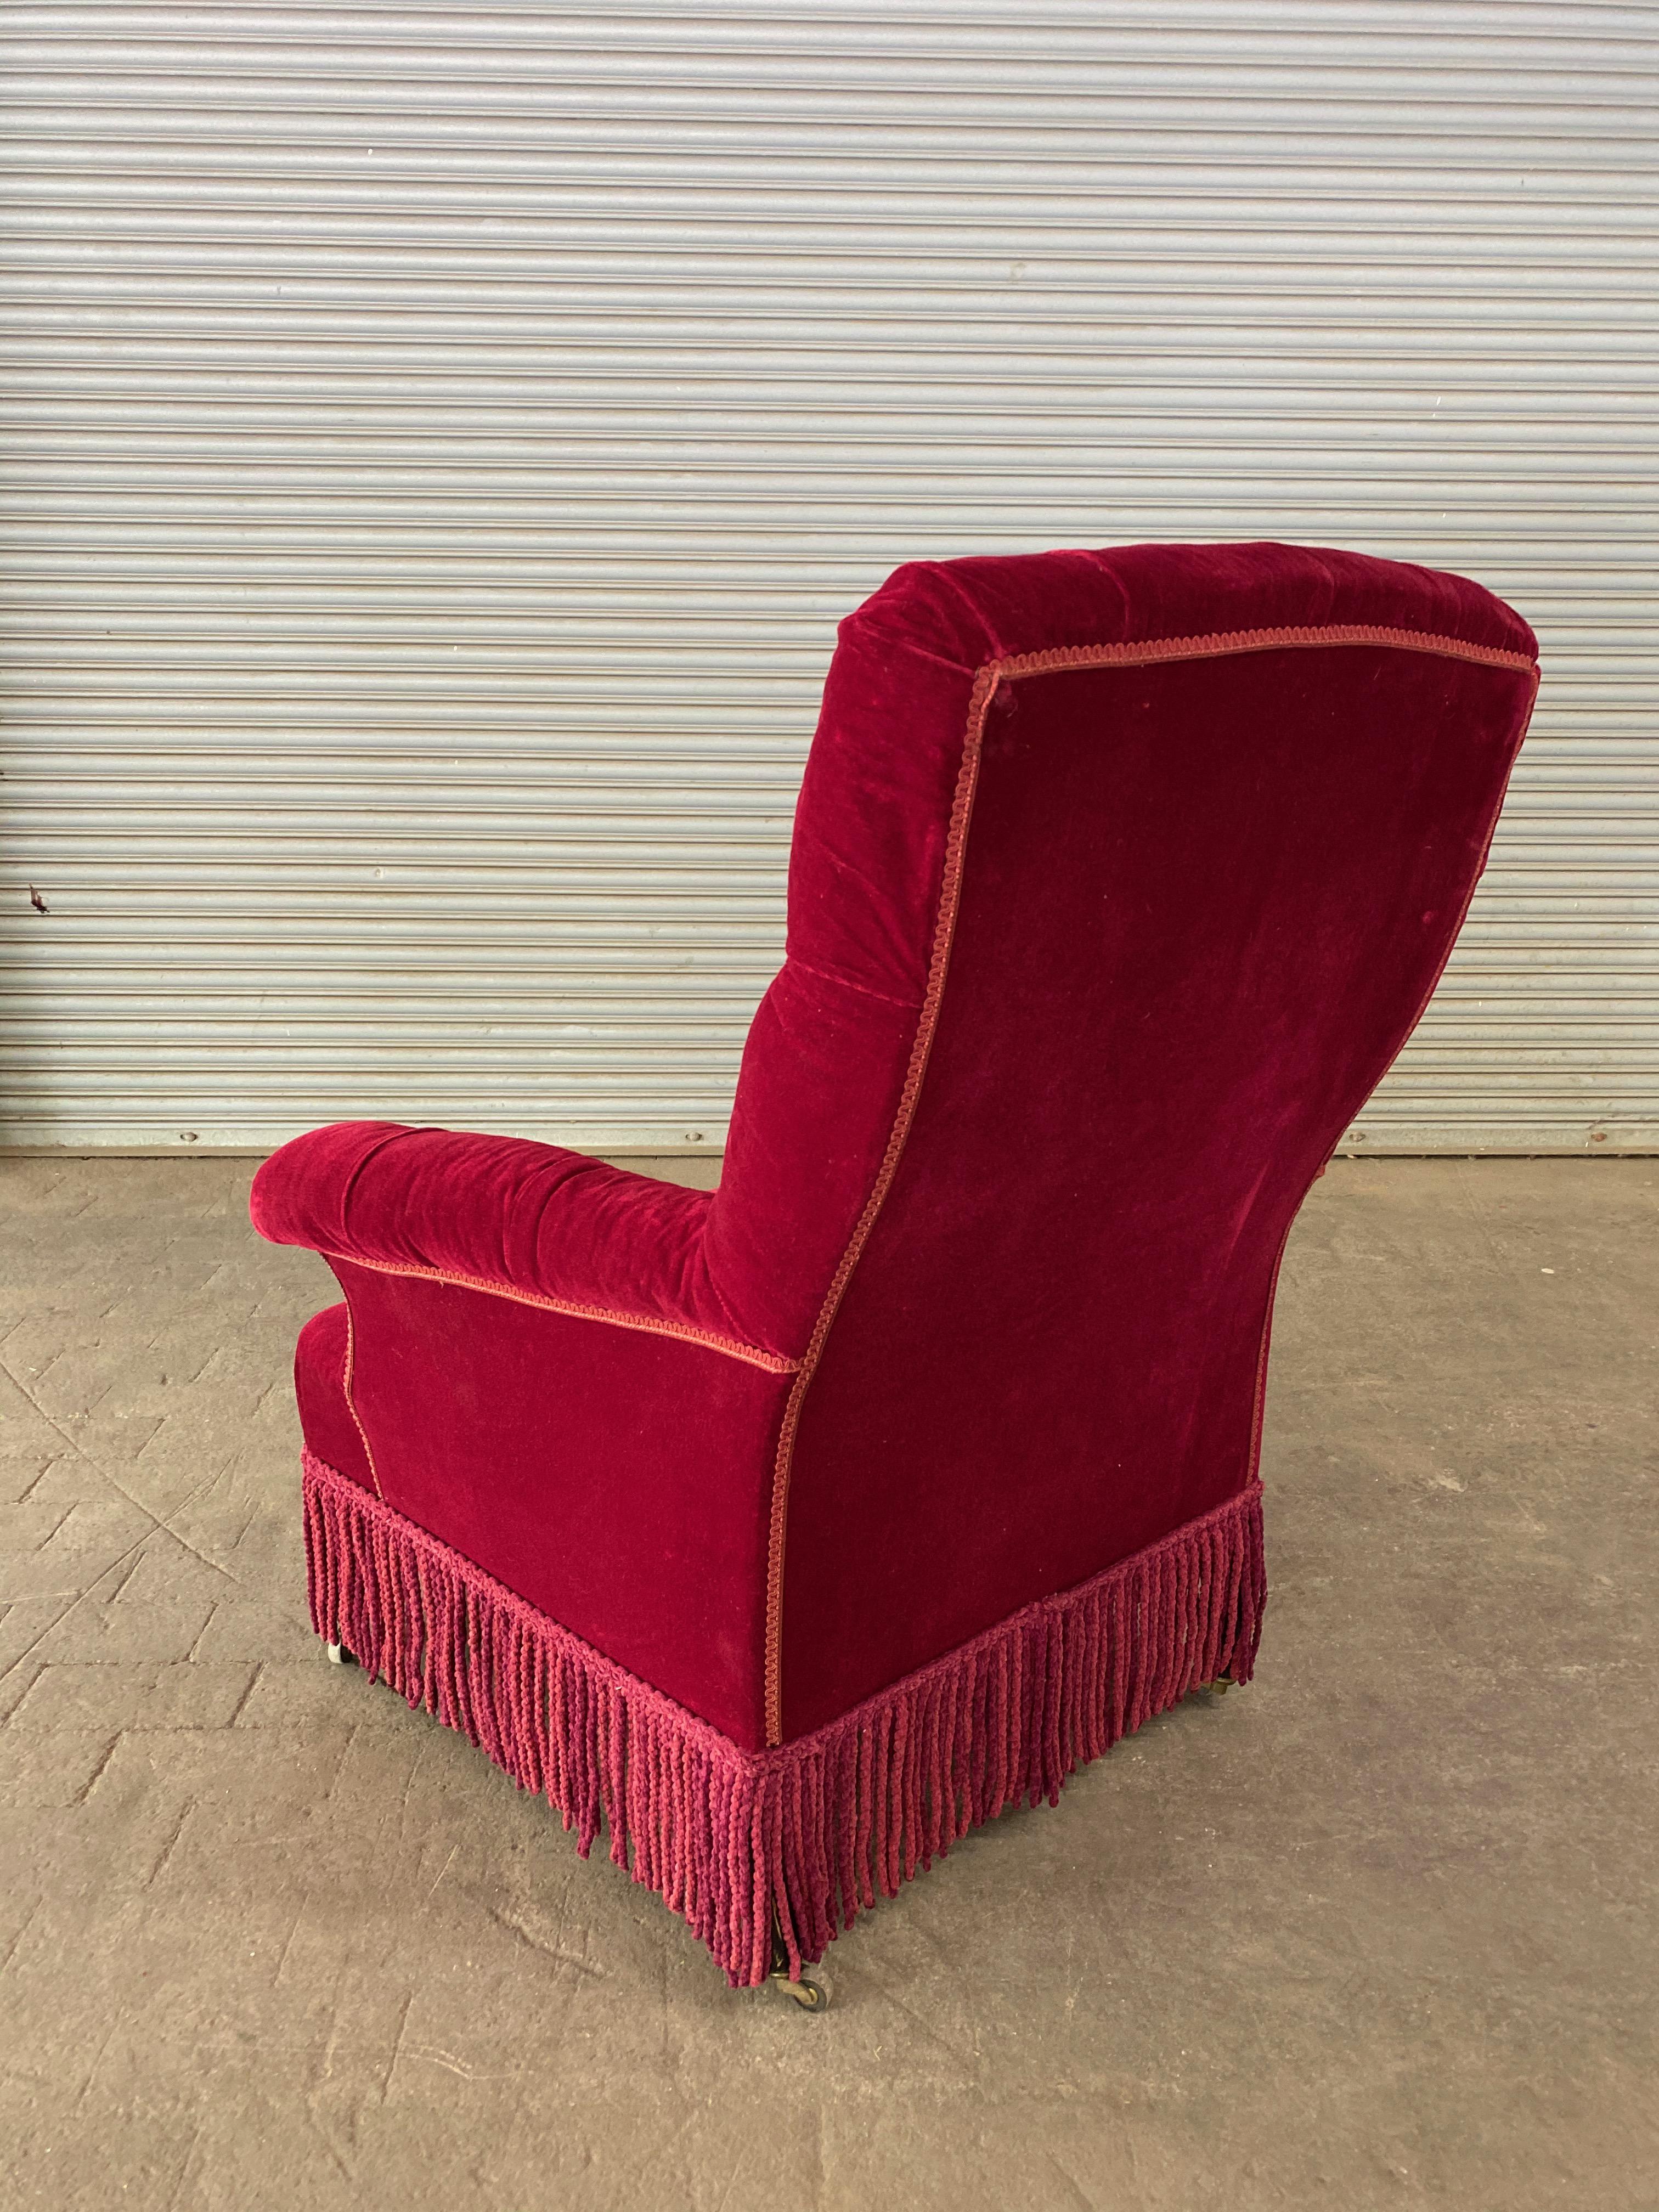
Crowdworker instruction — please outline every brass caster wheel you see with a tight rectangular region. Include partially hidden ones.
[766,1917,829,2012]
[1195,1675,1234,1696]
[769,1970,828,2013]
[325,1641,357,1667]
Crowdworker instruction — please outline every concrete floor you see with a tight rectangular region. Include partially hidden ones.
[0,1156,1654,2211]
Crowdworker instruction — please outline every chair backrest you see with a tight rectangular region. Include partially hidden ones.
[704,542,1537,1743]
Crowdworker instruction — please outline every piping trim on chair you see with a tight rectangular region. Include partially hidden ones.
[761,658,997,1745]
[993,623,1537,681]
[760,620,1539,1746]
[324,1249,800,1375]
[340,1286,385,1500]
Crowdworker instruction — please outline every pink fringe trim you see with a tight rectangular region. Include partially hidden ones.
[301,1450,1265,1988]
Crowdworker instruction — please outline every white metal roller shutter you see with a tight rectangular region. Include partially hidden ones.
[2,3,1654,1154]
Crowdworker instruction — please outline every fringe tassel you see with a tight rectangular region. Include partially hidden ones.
[301,1451,1265,1988]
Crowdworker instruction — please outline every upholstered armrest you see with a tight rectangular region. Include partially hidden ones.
[250,1119,755,1356]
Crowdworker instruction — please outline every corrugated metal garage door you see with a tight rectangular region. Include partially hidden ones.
[3,3,1654,1154]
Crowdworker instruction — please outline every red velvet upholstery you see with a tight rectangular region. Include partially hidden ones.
[292,1303,372,1492]
[255,543,1537,1775]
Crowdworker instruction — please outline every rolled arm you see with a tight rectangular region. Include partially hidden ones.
[249,1120,762,1356]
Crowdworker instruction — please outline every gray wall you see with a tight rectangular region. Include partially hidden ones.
[3,3,1654,1152]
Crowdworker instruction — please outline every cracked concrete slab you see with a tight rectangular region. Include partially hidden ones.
[0,1154,1654,2210]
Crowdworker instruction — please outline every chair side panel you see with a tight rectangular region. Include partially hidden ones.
[335,1264,792,1749]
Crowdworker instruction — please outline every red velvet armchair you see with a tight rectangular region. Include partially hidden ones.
[251,541,1537,1999]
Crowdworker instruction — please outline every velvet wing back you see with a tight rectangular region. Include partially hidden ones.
[747,544,1538,1739]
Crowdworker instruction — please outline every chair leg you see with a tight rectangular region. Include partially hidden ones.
[325,1641,357,1667]
[766,1917,828,2012]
